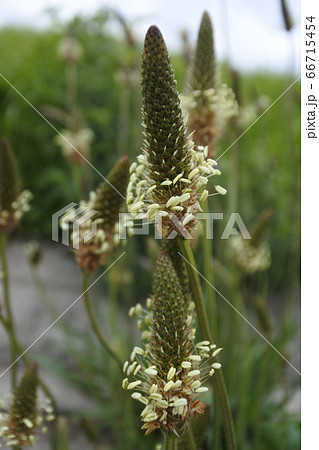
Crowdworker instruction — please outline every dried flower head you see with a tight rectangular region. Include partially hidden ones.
[57,36,83,63]
[228,208,273,274]
[0,138,32,233]
[0,364,54,447]
[61,156,129,273]
[182,12,238,158]
[55,127,94,163]
[227,236,271,274]
[127,26,224,237]
[236,95,271,129]
[123,252,222,436]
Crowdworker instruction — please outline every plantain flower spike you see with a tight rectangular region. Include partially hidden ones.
[61,156,130,273]
[123,252,222,436]
[0,138,32,233]
[182,12,238,158]
[127,26,224,237]
[0,364,55,447]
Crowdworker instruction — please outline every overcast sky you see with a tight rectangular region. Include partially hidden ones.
[2,0,300,73]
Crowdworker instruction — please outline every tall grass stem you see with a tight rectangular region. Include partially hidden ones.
[177,237,237,450]
[82,273,123,370]
[0,233,17,388]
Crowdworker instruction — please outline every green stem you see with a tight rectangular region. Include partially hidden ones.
[66,63,77,115]
[71,163,84,200]
[252,347,270,449]
[164,433,177,450]
[212,395,220,450]
[187,423,197,450]
[0,235,57,432]
[201,199,222,450]
[30,267,59,321]
[252,275,271,449]
[82,273,123,370]
[202,198,218,337]
[0,315,57,412]
[0,233,17,388]
[177,237,237,450]
[228,143,239,218]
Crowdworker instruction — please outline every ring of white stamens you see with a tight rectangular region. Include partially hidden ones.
[122,301,223,435]
[126,143,226,230]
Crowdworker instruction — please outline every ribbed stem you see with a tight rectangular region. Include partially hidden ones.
[30,266,59,321]
[252,346,270,449]
[177,237,237,450]
[164,433,177,450]
[0,310,57,413]
[0,233,17,389]
[66,64,77,116]
[228,144,239,217]
[82,273,123,370]
[212,394,220,450]
[202,198,218,337]
[187,423,197,450]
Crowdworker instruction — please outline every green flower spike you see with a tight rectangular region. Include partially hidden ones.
[187,11,216,95]
[93,155,130,232]
[127,25,223,236]
[123,251,222,436]
[0,138,32,233]
[0,363,55,447]
[61,156,130,273]
[182,12,238,158]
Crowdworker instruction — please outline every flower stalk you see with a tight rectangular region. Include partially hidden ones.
[0,138,31,390]
[0,232,18,389]
[82,272,123,370]
[0,309,57,414]
[164,432,177,450]
[177,237,237,450]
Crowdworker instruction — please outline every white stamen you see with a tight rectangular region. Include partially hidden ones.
[215,185,227,195]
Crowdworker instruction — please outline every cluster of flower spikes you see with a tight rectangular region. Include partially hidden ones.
[127,25,225,238]
[0,138,32,233]
[181,11,238,158]
[0,364,54,447]
[122,251,222,436]
[228,208,273,274]
[61,156,129,273]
